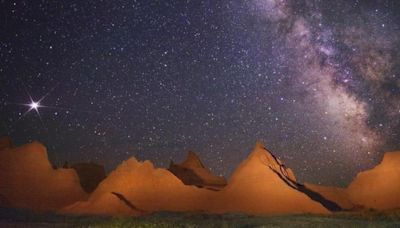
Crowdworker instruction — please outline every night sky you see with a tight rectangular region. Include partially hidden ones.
[1,0,399,186]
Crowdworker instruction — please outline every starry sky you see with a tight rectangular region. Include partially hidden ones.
[1,0,399,186]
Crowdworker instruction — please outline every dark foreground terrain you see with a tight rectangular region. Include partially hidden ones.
[1,207,400,227]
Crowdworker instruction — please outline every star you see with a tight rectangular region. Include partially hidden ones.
[0,0,398,187]
[19,97,44,125]
[29,101,40,111]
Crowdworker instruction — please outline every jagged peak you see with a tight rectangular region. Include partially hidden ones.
[142,160,155,169]
[247,142,280,166]
[168,150,227,188]
[230,141,297,182]
[115,157,140,171]
[110,157,163,178]
[125,156,139,164]
[122,157,156,169]
[181,151,205,169]
[255,140,265,149]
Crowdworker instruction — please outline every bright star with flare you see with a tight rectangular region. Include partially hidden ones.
[30,101,40,111]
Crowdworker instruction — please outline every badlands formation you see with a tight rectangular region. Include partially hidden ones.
[0,140,87,211]
[1,137,400,216]
[168,151,227,190]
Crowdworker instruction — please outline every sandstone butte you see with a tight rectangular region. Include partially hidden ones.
[1,136,399,216]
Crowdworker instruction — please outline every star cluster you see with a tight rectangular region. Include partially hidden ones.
[1,0,399,185]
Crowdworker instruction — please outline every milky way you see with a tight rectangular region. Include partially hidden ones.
[0,0,399,185]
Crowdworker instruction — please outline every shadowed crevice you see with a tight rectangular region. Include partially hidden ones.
[111,192,146,213]
[269,167,342,212]
[262,146,342,212]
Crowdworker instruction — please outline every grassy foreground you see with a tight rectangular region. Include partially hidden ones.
[1,207,400,227]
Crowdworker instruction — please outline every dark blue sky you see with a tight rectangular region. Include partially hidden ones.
[1,0,399,186]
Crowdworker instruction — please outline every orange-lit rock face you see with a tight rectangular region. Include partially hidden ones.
[3,138,400,216]
[216,142,329,215]
[347,151,400,210]
[0,142,88,211]
[63,142,329,216]
[62,157,217,216]
[168,151,227,190]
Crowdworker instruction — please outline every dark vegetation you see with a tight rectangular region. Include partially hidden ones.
[1,207,400,228]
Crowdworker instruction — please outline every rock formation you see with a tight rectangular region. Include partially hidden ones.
[62,157,215,216]
[346,151,400,210]
[3,138,399,217]
[62,143,332,216]
[168,151,227,190]
[304,151,400,211]
[214,142,331,215]
[0,141,88,211]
